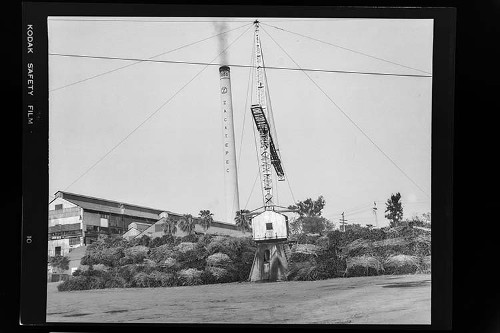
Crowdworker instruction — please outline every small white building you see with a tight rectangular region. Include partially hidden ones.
[251,210,289,242]
[248,210,290,282]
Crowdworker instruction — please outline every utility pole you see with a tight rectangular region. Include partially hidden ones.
[339,212,348,232]
[372,201,378,228]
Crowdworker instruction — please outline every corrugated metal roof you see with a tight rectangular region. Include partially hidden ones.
[53,191,241,227]
[63,197,161,220]
[56,191,165,212]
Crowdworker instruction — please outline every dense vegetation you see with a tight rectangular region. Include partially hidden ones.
[57,233,257,291]
[57,195,430,291]
[57,217,430,291]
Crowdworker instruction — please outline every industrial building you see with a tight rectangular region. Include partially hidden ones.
[48,191,244,258]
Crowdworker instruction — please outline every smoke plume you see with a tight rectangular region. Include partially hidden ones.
[214,22,229,65]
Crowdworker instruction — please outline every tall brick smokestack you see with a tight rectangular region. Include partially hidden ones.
[219,66,240,224]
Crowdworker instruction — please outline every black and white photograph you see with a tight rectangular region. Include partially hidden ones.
[20,4,455,328]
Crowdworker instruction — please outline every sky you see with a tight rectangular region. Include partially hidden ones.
[48,17,433,228]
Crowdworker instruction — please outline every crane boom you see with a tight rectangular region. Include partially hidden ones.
[250,105,285,179]
[251,20,285,210]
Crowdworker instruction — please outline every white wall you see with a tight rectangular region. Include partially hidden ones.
[252,211,288,241]
[48,198,82,227]
[49,197,77,211]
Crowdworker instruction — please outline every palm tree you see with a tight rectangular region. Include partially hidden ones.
[198,210,214,231]
[234,209,251,233]
[178,214,196,235]
[163,217,178,236]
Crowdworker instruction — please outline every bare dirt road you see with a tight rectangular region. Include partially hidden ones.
[46,273,430,324]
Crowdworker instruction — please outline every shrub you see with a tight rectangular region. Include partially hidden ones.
[205,236,243,259]
[313,248,346,279]
[290,252,315,262]
[132,271,177,288]
[293,233,321,245]
[149,234,176,248]
[148,244,175,263]
[175,242,196,253]
[176,248,207,270]
[420,255,431,273]
[181,233,200,243]
[130,235,151,247]
[124,246,149,262]
[58,276,91,291]
[92,264,109,271]
[233,251,255,281]
[204,266,231,283]
[292,243,319,254]
[287,261,317,281]
[206,252,232,268]
[81,246,125,267]
[315,236,330,249]
[103,274,127,289]
[177,268,203,286]
[200,269,217,285]
[133,272,152,288]
[57,267,109,291]
[163,257,177,268]
[198,234,216,247]
[384,255,420,275]
[117,264,145,287]
[150,271,177,287]
[345,255,384,277]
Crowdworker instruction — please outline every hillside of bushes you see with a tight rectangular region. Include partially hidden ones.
[57,225,430,292]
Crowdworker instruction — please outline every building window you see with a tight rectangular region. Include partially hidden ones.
[100,213,109,228]
[55,204,63,210]
[266,223,273,230]
[264,249,271,262]
[86,225,99,232]
[69,237,80,246]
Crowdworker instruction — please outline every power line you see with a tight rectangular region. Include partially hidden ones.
[345,209,373,217]
[233,41,255,222]
[49,53,431,78]
[50,22,252,92]
[244,170,261,210]
[261,26,430,199]
[63,24,253,191]
[261,18,370,22]
[261,22,432,75]
[237,37,255,167]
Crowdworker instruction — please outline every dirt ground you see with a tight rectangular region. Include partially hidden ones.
[46,273,431,324]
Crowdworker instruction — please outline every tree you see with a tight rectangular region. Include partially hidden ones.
[288,196,325,217]
[198,210,214,231]
[48,255,70,274]
[288,196,329,234]
[301,216,331,235]
[289,217,303,235]
[163,216,178,235]
[385,192,404,228]
[234,209,251,233]
[178,214,196,235]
